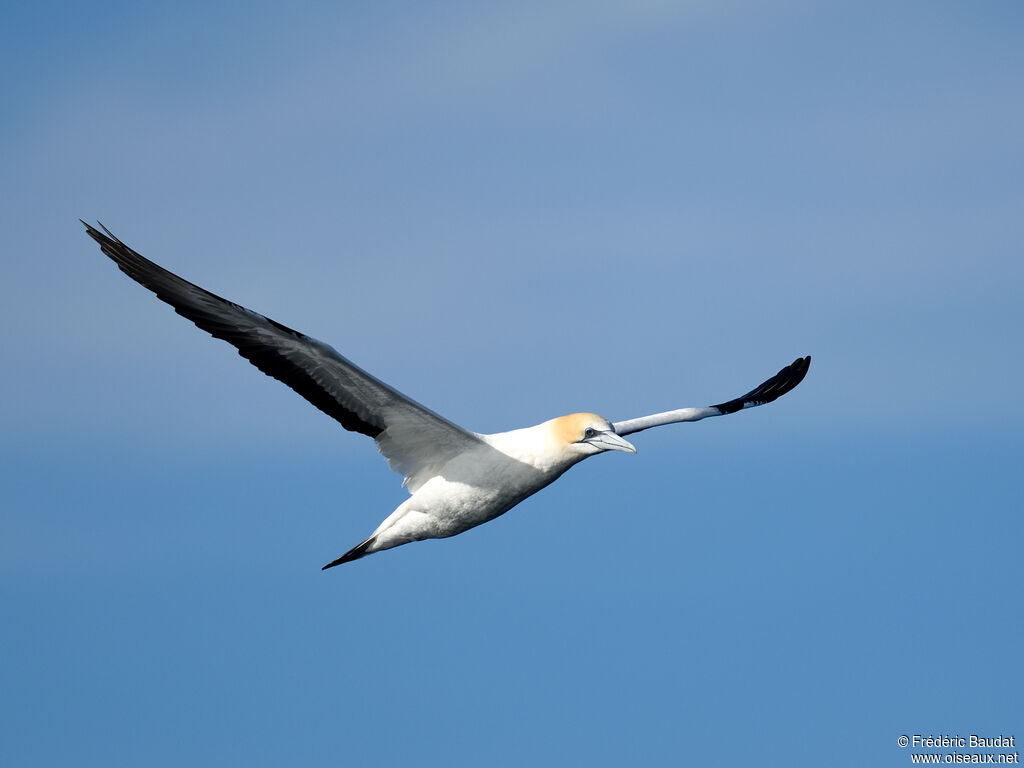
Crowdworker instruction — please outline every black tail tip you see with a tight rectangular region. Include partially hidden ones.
[321,537,376,570]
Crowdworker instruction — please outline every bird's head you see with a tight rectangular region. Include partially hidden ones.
[548,412,636,459]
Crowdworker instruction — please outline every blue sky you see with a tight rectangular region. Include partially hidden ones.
[2,1,1022,765]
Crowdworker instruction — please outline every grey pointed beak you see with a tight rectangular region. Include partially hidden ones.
[587,430,637,454]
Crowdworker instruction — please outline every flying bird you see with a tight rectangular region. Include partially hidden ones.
[83,222,810,568]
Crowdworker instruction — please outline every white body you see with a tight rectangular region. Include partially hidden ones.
[367,421,583,553]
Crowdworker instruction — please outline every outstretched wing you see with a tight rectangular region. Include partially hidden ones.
[612,356,810,436]
[83,221,483,491]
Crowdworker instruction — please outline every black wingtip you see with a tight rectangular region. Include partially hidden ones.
[711,355,811,414]
[322,536,377,570]
[81,219,117,247]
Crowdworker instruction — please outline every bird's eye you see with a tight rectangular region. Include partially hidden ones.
[583,427,596,439]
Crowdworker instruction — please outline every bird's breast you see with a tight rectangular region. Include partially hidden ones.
[401,437,567,535]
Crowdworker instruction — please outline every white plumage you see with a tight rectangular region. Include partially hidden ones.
[84,223,810,568]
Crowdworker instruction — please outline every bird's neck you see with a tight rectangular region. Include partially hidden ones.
[483,424,584,475]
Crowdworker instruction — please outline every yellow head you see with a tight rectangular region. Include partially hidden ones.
[547,412,637,457]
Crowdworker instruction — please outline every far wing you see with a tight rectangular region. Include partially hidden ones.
[612,356,810,436]
[83,222,482,491]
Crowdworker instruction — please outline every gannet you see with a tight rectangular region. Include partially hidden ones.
[83,222,811,568]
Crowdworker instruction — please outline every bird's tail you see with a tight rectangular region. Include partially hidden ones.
[322,536,377,570]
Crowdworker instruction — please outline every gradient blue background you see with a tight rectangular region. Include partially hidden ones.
[3,2,1021,765]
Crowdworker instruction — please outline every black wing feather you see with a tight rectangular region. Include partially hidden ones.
[711,356,811,415]
[83,221,389,437]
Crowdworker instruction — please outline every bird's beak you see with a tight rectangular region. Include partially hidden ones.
[587,431,637,454]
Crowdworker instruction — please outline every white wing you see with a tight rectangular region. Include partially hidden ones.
[84,222,482,492]
[613,356,811,436]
